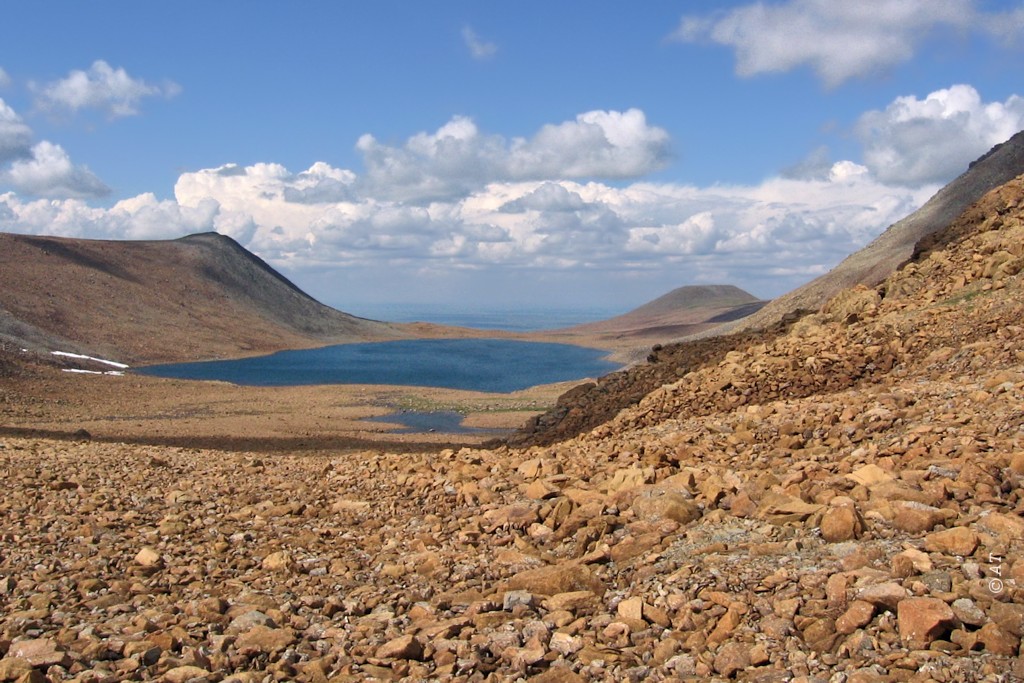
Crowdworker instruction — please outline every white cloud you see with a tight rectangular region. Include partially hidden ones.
[462,26,497,60]
[856,84,1024,186]
[0,161,938,298]
[0,191,217,240]
[3,141,110,198]
[356,109,671,202]
[0,98,33,162]
[0,67,10,88]
[32,60,181,118]
[672,0,1010,86]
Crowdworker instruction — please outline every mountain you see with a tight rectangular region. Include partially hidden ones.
[0,231,403,364]
[724,129,1024,334]
[535,284,767,355]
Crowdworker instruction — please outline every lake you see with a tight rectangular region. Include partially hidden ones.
[138,338,620,393]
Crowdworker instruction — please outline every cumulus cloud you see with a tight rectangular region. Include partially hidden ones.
[0,156,937,297]
[0,191,217,240]
[356,109,671,202]
[32,60,181,118]
[0,98,33,162]
[3,141,110,198]
[856,84,1024,186]
[462,26,497,60]
[672,0,1012,86]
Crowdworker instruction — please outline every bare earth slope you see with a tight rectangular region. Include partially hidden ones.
[0,231,403,363]
[1,175,1023,681]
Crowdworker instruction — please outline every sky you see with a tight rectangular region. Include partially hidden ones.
[1,1,1023,318]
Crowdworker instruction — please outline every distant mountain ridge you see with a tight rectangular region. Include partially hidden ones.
[0,231,403,364]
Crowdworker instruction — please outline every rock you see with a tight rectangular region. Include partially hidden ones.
[976,622,1020,655]
[987,602,1024,637]
[261,550,295,572]
[0,658,35,682]
[503,590,535,610]
[892,502,952,533]
[820,503,863,542]
[617,596,645,622]
[506,562,606,596]
[375,635,424,661]
[630,488,700,524]
[548,632,583,657]
[543,591,597,613]
[857,582,908,612]
[836,601,875,634]
[713,641,751,677]
[847,464,893,487]
[226,610,276,634]
[525,479,560,500]
[757,492,823,523]
[706,605,744,647]
[978,512,1024,541]
[527,667,585,682]
[234,626,295,655]
[162,665,213,682]
[6,639,69,668]
[134,547,164,569]
[897,597,955,650]
[603,467,649,493]
[924,527,978,556]
[803,617,839,653]
[951,598,986,627]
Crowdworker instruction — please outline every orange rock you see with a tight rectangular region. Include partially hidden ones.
[897,597,955,650]
[923,527,979,556]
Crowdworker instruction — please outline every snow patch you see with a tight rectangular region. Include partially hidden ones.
[61,368,125,376]
[51,351,129,369]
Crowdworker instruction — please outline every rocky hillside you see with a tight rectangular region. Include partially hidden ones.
[0,232,403,364]
[1,176,1022,681]
[514,132,1024,447]
[729,128,1024,334]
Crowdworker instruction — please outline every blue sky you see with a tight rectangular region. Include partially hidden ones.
[1,1,1022,316]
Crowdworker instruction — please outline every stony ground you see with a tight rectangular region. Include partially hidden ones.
[2,178,1024,682]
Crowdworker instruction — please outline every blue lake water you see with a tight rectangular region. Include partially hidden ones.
[138,339,620,393]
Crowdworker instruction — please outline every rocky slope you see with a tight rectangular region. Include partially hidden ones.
[726,129,1024,335]
[514,132,1024,447]
[0,232,403,364]
[0,176,1023,682]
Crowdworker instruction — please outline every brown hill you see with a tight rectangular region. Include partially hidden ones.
[724,128,1024,334]
[0,231,404,364]
[540,285,766,351]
